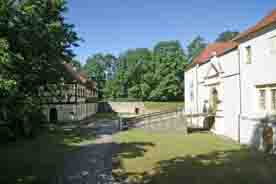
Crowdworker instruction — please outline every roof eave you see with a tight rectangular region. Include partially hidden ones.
[233,20,276,42]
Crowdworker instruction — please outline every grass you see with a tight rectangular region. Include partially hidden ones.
[0,127,96,184]
[113,129,276,184]
[144,102,184,112]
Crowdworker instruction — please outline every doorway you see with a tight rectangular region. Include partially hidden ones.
[49,108,58,122]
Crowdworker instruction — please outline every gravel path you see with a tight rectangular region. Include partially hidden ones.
[58,119,119,184]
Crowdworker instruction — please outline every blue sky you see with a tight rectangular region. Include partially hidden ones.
[65,0,275,64]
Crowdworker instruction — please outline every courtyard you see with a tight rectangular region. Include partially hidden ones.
[1,1,276,184]
[1,115,276,184]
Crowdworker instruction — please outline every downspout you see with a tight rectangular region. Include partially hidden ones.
[238,49,242,144]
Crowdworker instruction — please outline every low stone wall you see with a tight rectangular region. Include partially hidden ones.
[98,102,145,114]
[130,111,187,133]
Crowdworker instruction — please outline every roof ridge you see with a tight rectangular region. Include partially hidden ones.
[234,8,276,41]
[192,41,238,65]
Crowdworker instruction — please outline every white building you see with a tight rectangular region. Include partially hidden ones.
[40,63,98,123]
[185,9,276,151]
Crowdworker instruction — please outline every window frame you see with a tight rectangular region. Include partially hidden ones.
[245,46,252,64]
[259,89,266,111]
[256,85,276,114]
[271,88,276,112]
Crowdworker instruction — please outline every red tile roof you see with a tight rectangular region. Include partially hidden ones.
[63,63,96,89]
[193,41,238,65]
[234,9,276,41]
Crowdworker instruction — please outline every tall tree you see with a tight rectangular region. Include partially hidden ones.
[123,48,152,99]
[0,0,79,98]
[103,42,188,101]
[187,36,207,63]
[71,59,81,71]
[82,53,117,98]
[150,41,188,101]
[103,48,152,99]
[215,30,239,42]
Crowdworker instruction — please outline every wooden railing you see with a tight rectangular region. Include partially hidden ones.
[125,108,183,124]
[122,110,218,130]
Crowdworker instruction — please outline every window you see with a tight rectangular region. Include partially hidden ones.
[271,89,276,110]
[259,89,266,110]
[245,46,252,64]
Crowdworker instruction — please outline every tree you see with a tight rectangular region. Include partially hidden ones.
[0,0,79,124]
[150,41,188,101]
[103,49,152,99]
[0,39,16,99]
[0,0,79,97]
[102,54,117,80]
[82,53,117,98]
[122,48,152,99]
[71,59,81,71]
[103,42,188,101]
[187,36,207,63]
[215,30,239,42]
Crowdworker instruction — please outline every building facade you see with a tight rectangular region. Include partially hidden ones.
[185,9,276,151]
[40,63,98,122]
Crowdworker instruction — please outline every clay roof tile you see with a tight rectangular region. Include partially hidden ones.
[234,9,276,41]
[192,41,238,65]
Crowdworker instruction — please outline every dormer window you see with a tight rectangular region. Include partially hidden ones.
[245,46,252,64]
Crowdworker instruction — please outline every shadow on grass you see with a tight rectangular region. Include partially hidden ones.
[187,127,209,133]
[113,147,276,184]
[0,122,154,184]
[0,126,97,184]
[112,141,155,183]
[114,142,155,159]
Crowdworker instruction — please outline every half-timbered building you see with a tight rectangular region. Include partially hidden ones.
[40,63,98,122]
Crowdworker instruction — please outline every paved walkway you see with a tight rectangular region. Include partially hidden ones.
[58,119,119,184]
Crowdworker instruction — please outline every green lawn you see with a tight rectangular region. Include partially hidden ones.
[113,129,276,184]
[144,102,184,112]
[0,127,96,184]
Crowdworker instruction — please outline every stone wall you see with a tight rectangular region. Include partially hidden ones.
[43,102,98,123]
[99,102,145,114]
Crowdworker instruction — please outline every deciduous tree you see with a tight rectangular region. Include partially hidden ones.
[187,36,207,63]
[215,30,239,42]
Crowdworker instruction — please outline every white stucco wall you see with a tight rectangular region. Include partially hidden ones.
[43,102,98,123]
[220,50,239,76]
[184,49,241,141]
[239,26,276,144]
[184,67,198,114]
[218,50,241,141]
[43,104,75,122]
[184,24,276,148]
[222,75,240,141]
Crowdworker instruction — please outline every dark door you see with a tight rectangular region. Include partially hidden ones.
[49,108,58,122]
